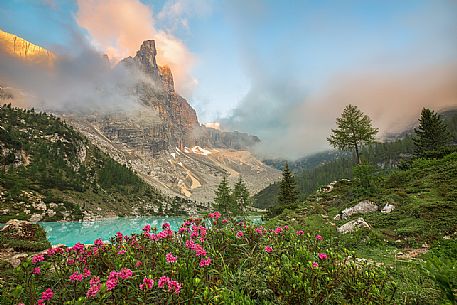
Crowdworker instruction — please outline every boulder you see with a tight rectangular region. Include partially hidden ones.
[381,203,395,214]
[340,200,378,219]
[337,218,370,234]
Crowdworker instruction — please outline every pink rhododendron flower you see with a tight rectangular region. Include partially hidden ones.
[140,277,154,290]
[222,219,228,224]
[194,244,207,257]
[296,230,304,235]
[142,224,151,233]
[72,243,84,252]
[119,268,133,279]
[135,260,142,267]
[283,225,289,230]
[318,253,328,260]
[199,257,212,267]
[94,238,104,246]
[312,261,319,268]
[90,276,100,286]
[236,231,244,238]
[116,232,123,240]
[32,254,45,264]
[274,227,283,234]
[265,246,273,253]
[41,288,53,300]
[83,268,91,278]
[178,227,188,234]
[106,278,118,291]
[86,284,101,298]
[37,300,44,305]
[315,234,323,241]
[255,227,264,234]
[158,276,170,288]
[162,222,171,230]
[117,250,126,255]
[69,272,83,282]
[166,252,177,263]
[167,280,182,294]
[32,267,41,275]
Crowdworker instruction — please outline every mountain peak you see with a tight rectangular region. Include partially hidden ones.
[133,39,160,80]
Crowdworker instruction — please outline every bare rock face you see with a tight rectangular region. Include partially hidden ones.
[337,218,371,234]
[0,29,55,64]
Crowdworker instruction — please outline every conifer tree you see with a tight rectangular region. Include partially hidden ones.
[233,176,250,213]
[277,162,299,205]
[327,104,378,164]
[214,176,234,214]
[413,108,451,156]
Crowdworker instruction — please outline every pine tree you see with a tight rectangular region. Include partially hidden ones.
[327,104,378,164]
[277,162,299,205]
[413,108,451,156]
[233,176,250,213]
[214,176,234,214]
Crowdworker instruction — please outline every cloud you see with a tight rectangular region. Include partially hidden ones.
[0,35,161,122]
[75,0,197,96]
[221,61,457,160]
[219,0,457,160]
[158,0,212,33]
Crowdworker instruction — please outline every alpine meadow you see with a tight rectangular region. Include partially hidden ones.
[0,1,456,304]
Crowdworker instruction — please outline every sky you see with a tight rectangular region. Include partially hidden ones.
[1,0,456,158]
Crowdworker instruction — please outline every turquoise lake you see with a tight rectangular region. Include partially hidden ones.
[40,217,184,246]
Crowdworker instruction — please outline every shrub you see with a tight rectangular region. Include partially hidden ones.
[0,214,394,304]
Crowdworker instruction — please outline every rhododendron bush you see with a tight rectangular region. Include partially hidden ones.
[1,213,392,304]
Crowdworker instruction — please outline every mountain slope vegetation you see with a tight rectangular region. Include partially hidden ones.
[255,108,457,209]
[0,104,191,222]
[267,152,457,303]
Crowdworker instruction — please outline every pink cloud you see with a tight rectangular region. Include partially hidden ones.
[75,0,196,96]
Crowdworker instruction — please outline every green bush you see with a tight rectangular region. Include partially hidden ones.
[0,214,394,304]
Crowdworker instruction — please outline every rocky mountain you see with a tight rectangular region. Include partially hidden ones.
[0,30,280,201]
[0,105,211,223]
[0,29,55,64]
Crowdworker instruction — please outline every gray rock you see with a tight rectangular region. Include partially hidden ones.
[341,200,378,219]
[381,203,395,214]
[337,217,370,234]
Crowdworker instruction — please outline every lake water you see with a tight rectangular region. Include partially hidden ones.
[40,217,184,246]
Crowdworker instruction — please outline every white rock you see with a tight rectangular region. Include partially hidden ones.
[337,218,370,234]
[341,200,378,219]
[381,203,395,214]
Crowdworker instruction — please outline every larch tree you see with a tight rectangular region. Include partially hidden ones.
[327,104,378,164]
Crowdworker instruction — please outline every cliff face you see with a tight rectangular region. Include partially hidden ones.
[0,29,55,63]
[1,32,277,200]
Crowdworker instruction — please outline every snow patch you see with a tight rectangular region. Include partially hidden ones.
[170,153,176,159]
[191,146,211,156]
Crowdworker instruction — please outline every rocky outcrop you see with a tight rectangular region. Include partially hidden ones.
[381,203,395,214]
[337,218,371,234]
[334,200,379,220]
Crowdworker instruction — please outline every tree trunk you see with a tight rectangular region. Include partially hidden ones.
[354,143,361,164]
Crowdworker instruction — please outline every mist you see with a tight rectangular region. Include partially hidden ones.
[220,0,457,160]
[0,36,161,122]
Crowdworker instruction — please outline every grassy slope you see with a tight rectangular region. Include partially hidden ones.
[266,153,457,303]
[0,105,175,222]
